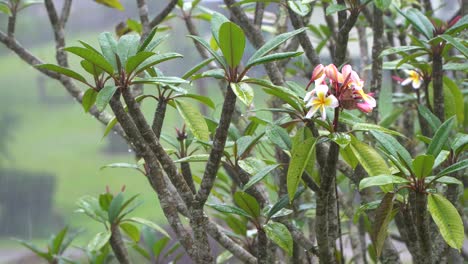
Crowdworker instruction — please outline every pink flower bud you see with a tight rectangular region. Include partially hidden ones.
[324,64,343,83]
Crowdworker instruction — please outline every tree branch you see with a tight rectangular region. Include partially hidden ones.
[136,0,150,37]
[60,0,73,27]
[149,0,178,28]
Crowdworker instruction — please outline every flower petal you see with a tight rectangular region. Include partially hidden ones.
[412,78,422,89]
[401,78,412,86]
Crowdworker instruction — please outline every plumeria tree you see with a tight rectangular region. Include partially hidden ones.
[1,0,467,263]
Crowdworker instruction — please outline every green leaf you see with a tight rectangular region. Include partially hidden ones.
[444,62,468,71]
[359,175,409,190]
[127,217,170,238]
[244,78,302,111]
[36,64,88,84]
[153,237,170,257]
[267,187,305,219]
[396,7,434,39]
[265,125,292,150]
[19,0,43,10]
[352,123,404,137]
[87,231,111,252]
[207,204,252,218]
[94,0,124,10]
[182,58,215,79]
[97,32,118,70]
[438,34,468,58]
[103,117,118,139]
[246,51,303,68]
[133,52,183,75]
[143,34,169,52]
[436,159,468,178]
[82,88,98,113]
[263,222,293,256]
[100,162,139,170]
[178,94,215,109]
[371,192,396,258]
[16,239,52,261]
[248,28,305,66]
[108,192,124,223]
[219,22,245,68]
[243,164,279,191]
[187,35,228,70]
[81,60,103,76]
[138,26,158,52]
[76,196,108,223]
[0,2,12,16]
[350,137,391,176]
[234,191,261,219]
[236,134,264,159]
[211,12,230,45]
[412,154,434,179]
[374,0,392,10]
[445,15,468,35]
[95,85,118,112]
[120,222,140,242]
[175,100,210,141]
[99,193,113,211]
[51,227,68,254]
[287,136,316,201]
[287,1,311,16]
[125,51,155,74]
[379,46,424,57]
[116,34,140,66]
[443,77,464,124]
[330,132,351,148]
[427,193,464,249]
[230,82,253,106]
[133,76,188,86]
[65,46,114,75]
[417,104,441,132]
[452,133,468,156]
[174,154,209,163]
[426,176,463,186]
[325,4,347,15]
[426,116,455,157]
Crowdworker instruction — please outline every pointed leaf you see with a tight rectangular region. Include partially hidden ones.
[188,35,228,70]
[247,51,303,68]
[133,52,183,75]
[36,64,87,84]
[230,82,253,106]
[87,231,111,252]
[125,51,155,74]
[211,12,230,45]
[117,34,140,66]
[219,22,245,68]
[359,175,410,190]
[126,217,170,238]
[138,26,158,52]
[439,34,468,58]
[108,192,124,223]
[243,164,279,191]
[288,1,311,16]
[94,0,124,11]
[248,28,305,65]
[266,125,292,150]
[234,191,261,219]
[153,237,170,257]
[350,137,391,177]
[263,222,293,256]
[397,8,434,39]
[95,85,118,112]
[16,239,52,261]
[436,159,468,178]
[182,58,215,79]
[427,193,464,249]
[371,192,396,258]
[207,204,252,218]
[175,100,210,141]
[418,104,441,132]
[287,136,316,201]
[98,32,119,70]
[412,154,434,179]
[426,116,455,157]
[352,123,404,137]
[65,46,114,75]
[82,88,98,113]
[120,222,140,242]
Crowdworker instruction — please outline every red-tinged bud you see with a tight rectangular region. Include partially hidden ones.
[312,64,324,81]
[106,185,110,193]
[121,185,126,192]
[392,75,404,83]
[324,64,342,83]
[448,16,461,28]
[356,102,374,113]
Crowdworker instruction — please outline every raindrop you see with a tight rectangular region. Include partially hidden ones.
[113,131,117,135]
[128,149,133,153]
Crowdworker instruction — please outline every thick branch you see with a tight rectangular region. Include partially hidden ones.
[197,85,237,205]
[44,0,68,67]
[287,7,321,66]
[253,2,265,28]
[370,5,384,122]
[109,225,130,264]
[136,0,150,36]
[149,0,178,28]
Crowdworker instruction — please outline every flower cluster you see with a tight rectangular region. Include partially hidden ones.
[304,64,376,120]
